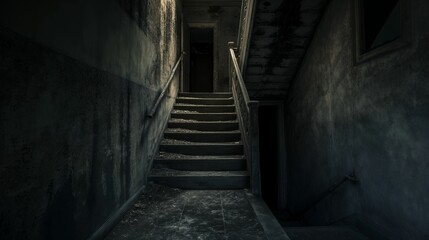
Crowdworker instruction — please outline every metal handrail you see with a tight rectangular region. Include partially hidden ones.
[295,173,359,219]
[147,53,184,117]
[228,42,251,110]
[228,41,261,195]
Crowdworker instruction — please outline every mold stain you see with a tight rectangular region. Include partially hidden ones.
[265,0,302,74]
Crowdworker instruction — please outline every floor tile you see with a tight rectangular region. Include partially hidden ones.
[105,184,266,240]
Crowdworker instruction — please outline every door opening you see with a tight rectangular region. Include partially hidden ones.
[259,106,279,210]
[189,28,214,92]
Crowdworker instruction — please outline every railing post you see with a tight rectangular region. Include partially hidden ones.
[228,41,237,51]
[228,42,234,89]
[248,101,261,195]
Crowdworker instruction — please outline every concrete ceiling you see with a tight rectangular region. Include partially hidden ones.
[244,0,329,99]
[183,0,242,7]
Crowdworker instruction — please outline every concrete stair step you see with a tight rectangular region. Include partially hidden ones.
[159,143,243,155]
[171,112,237,121]
[174,104,235,113]
[167,121,239,131]
[176,97,234,105]
[178,92,232,98]
[164,131,241,143]
[153,157,246,171]
[148,168,249,189]
[149,92,248,190]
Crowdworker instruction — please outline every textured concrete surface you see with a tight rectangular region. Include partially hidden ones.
[244,0,329,99]
[105,184,266,240]
[246,193,290,240]
[0,0,181,239]
[285,0,429,239]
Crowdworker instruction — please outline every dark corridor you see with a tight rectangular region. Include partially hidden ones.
[190,28,214,92]
[258,106,279,210]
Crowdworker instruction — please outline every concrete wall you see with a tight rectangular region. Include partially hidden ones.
[183,5,240,92]
[285,0,429,238]
[0,0,181,239]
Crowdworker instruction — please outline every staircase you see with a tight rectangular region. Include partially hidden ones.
[148,92,250,189]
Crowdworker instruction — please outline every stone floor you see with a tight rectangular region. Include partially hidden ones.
[105,184,266,240]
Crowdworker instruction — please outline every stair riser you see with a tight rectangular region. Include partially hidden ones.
[178,93,232,98]
[154,159,246,171]
[168,122,238,131]
[164,132,241,143]
[148,176,250,189]
[159,145,243,155]
[171,113,237,121]
[176,98,234,105]
[174,105,235,113]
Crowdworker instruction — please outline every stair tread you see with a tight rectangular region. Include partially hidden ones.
[176,98,234,106]
[169,120,238,123]
[168,122,239,132]
[165,128,240,133]
[158,152,244,159]
[175,104,235,107]
[173,105,235,113]
[177,97,233,100]
[161,139,241,145]
[170,114,237,122]
[155,157,245,161]
[160,143,243,155]
[172,110,235,114]
[178,92,232,96]
[179,92,232,93]
[171,112,236,115]
[150,168,249,177]
[160,142,243,146]
[165,130,240,134]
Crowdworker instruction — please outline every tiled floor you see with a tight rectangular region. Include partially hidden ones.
[105,184,266,240]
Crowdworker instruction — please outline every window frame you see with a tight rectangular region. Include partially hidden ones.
[353,0,410,64]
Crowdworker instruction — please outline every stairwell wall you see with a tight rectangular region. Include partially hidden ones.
[0,0,181,239]
[284,0,429,238]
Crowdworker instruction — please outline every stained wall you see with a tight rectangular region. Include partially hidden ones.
[0,0,182,239]
[285,0,429,238]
